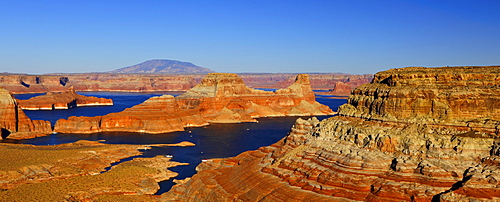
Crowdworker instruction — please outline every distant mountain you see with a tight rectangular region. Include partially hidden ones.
[109,59,215,74]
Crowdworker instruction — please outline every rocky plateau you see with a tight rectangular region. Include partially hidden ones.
[163,66,500,201]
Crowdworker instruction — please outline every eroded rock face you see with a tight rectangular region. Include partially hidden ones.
[0,88,52,139]
[55,73,333,134]
[16,86,113,110]
[339,66,500,128]
[164,66,500,201]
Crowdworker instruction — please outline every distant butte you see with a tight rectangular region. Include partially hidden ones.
[54,73,334,134]
[16,86,113,110]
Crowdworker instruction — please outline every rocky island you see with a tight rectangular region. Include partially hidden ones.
[54,73,334,134]
[163,66,500,201]
[16,86,113,110]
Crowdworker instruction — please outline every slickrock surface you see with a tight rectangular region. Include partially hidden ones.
[55,73,334,134]
[0,73,371,95]
[164,66,500,201]
[16,86,113,110]
[0,88,52,140]
[0,140,189,201]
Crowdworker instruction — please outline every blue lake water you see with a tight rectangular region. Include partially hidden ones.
[7,91,347,194]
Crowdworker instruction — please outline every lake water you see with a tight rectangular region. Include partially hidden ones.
[8,91,347,194]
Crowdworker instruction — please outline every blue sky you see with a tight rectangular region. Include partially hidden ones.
[0,0,499,74]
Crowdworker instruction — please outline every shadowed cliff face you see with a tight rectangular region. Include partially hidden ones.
[0,88,52,140]
[163,66,500,201]
[54,73,334,134]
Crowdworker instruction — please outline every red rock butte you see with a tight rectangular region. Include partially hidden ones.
[163,66,500,201]
[0,88,52,139]
[54,73,334,134]
[16,86,113,110]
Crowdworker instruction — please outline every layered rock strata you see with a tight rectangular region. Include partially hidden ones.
[0,88,52,139]
[16,86,113,110]
[0,73,372,95]
[55,73,334,134]
[164,66,500,201]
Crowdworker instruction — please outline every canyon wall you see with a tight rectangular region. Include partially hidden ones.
[55,73,334,134]
[16,86,113,110]
[0,73,372,95]
[164,66,500,201]
[0,88,52,139]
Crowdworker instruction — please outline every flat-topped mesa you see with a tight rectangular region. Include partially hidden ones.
[339,66,500,130]
[16,86,113,110]
[0,88,52,139]
[176,73,265,99]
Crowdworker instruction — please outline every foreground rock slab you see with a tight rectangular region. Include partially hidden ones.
[0,140,191,201]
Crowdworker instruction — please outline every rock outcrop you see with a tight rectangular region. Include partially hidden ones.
[55,73,334,134]
[0,88,52,139]
[164,66,500,201]
[16,86,113,110]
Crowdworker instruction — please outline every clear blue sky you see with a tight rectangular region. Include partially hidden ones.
[0,0,499,74]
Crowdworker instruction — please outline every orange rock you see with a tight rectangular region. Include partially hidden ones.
[0,88,52,139]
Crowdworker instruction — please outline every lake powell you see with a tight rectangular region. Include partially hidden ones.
[5,91,346,194]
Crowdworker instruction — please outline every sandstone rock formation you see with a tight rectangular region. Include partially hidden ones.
[164,66,500,201]
[16,86,113,110]
[0,73,371,94]
[55,73,334,134]
[0,88,52,139]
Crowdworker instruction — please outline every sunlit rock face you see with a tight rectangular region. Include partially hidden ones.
[163,66,500,201]
[16,86,113,110]
[0,88,52,139]
[55,73,333,134]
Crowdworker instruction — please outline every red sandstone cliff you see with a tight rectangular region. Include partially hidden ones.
[0,88,52,139]
[55,73,334,134]
[163,66,500,201]
[16,86,113,110]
